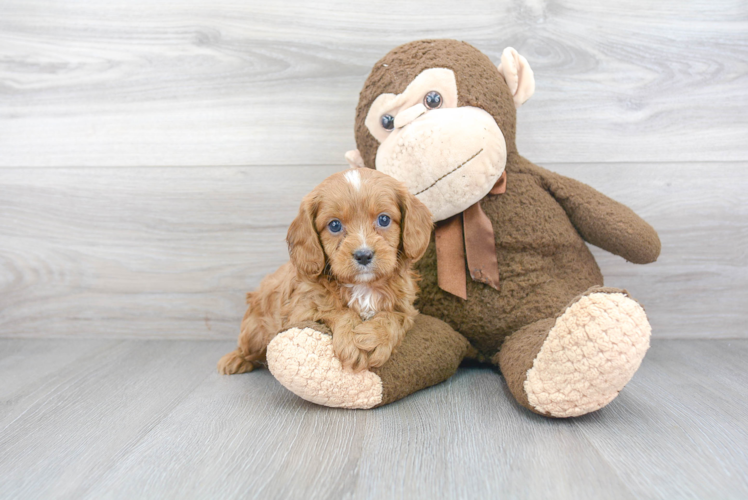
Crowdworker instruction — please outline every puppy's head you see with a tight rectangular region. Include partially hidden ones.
[287,168,432,284]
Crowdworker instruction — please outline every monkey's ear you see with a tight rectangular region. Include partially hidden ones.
[497,47,535,108]
[287,194,325,278]
[345,149,366,169]
[399,186,434,262]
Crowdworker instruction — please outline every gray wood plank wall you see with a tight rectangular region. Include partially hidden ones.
[1,0,746,339]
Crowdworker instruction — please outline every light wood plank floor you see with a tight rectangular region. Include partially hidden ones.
[0,339,745,499]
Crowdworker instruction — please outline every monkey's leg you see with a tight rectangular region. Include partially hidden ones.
[495,287,651,418]
[266,315,471,409]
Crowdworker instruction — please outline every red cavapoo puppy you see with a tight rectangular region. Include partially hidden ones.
[218,168,433,374]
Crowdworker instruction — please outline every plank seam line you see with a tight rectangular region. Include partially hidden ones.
[1,160,747,170]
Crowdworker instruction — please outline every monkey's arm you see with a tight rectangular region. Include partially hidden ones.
[536,164,661,264]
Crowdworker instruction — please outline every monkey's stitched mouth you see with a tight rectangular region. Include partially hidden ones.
[414,149,483,196]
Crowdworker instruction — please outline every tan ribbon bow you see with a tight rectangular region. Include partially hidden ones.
[434,171,507,300]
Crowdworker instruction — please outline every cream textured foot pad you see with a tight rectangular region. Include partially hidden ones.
[525,293,651,418]
[267,327,383,409]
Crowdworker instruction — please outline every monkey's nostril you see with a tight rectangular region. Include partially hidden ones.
[353,249,374,266]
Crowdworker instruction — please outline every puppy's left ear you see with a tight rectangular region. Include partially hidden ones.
[399,187,433,262]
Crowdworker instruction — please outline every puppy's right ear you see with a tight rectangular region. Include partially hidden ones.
[399,185,434,262]
[287,194,325,278]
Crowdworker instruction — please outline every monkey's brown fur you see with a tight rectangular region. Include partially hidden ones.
[354,40,659,360]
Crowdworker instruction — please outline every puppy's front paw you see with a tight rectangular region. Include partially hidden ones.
[352,322,393,369]
[333,333,370,372]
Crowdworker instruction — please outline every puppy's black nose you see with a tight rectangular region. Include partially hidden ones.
[353,249,374,266]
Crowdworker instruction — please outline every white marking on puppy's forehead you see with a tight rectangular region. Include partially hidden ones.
[344,169,362,191]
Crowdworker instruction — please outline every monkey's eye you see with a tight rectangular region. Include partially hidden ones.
[424,91,442,110]
[377,214,391,228]
[381,114,395,131]
[328,219,343,233]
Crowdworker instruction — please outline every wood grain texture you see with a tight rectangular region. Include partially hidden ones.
[574,339,748,499]
[0,165,339,339]
[1,162,745,340]
[1,0,746,167]
[0,339,229,499]
[0,339,745,499]
[0,338,120,427]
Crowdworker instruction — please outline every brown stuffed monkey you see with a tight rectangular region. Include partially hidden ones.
[266,39,661,418]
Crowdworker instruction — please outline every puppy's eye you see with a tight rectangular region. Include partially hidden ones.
[381,114,394,131]
[377,214,391,228]
[328,219,343,233]
[424,91,442,110]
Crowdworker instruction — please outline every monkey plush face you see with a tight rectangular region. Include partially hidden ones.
[348,40,535,222]
[364,68,507,221]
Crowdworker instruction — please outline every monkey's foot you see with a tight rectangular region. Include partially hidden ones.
[499,287,651,418]
[267,323,384,409]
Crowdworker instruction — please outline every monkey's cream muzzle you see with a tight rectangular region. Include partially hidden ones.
[376,106,506,222]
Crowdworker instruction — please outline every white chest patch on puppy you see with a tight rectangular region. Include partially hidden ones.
[345,284,379,320]
[344,169,362,191]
